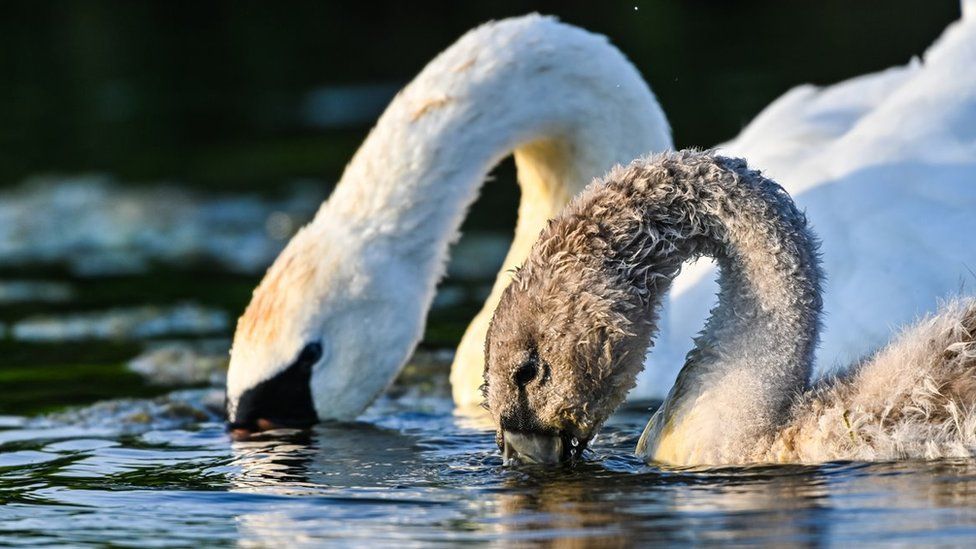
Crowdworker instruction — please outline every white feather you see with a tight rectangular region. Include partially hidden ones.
[636,11,976,400]
[227,14,671,419]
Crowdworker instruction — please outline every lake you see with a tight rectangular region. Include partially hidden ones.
[5,385,976,545]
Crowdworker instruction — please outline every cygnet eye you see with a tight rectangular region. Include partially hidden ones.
[513,352,540,388]
[296,341,323,368]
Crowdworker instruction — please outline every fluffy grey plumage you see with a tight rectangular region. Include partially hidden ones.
[484,150,976,466]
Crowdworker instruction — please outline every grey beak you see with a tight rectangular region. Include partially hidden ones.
[502,430,564,465]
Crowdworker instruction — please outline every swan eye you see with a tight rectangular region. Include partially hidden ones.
[296,341,323,368]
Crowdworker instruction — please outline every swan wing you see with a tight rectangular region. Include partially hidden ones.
[781,299,976,462]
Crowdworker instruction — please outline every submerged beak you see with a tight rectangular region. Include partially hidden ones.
[227,418,294,441]
[225,350,319,441]
[502,430,569,465]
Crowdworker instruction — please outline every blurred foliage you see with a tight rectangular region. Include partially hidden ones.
[0,0,959,190]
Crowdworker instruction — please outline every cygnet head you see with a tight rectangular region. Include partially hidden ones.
[483,208,655,464]
[225,221,420,439]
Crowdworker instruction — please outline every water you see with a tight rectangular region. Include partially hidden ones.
[5,389,976,547]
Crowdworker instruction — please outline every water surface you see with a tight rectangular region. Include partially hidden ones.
[4,388,976,546]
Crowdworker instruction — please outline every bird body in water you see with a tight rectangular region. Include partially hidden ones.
[485,150,976,466]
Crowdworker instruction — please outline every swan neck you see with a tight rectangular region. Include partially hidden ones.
[589,153,822,464]
[307,15,670,406]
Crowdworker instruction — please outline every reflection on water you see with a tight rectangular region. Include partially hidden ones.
[4,392,976,546]
[0,175,326,275]
[12,303,228,342]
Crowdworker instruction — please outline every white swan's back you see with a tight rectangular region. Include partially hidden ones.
[641,10,976,399]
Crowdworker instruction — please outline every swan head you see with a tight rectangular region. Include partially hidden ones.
[226,220,419,438]
[483,246,652,465]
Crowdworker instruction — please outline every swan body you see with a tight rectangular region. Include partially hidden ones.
[642,298,976,465]
[753,299,976,463]
[642,8,976,400]
[484,151,976,467]
[225,14,671,429]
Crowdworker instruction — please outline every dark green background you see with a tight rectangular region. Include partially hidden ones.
[0,1,959,190]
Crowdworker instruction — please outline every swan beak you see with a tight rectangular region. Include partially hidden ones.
[502,430,564,465]
[228,418,288,441]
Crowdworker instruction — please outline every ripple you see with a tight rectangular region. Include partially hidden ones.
[0,450,61,468]
[2,389,976,546]
[0,176,326,275]
[12,304,228,342]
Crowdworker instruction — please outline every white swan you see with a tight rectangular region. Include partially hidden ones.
[485,151,976,467]
[643,5,976,398]
[227,7,976,430]
[224,15,671,432]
